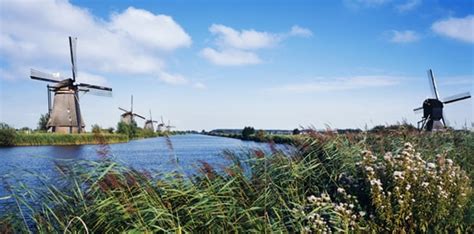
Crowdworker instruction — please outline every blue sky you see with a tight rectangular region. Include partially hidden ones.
[0,0,473,131]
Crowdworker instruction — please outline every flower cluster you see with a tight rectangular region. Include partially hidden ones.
[360,142,472,232]
[293,191,364,233]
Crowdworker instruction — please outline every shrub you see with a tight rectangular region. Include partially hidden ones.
[0,122,16,146]
[352,143,471,232]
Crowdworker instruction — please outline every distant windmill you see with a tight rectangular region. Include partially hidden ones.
[157,116,166,132]
[414,69,471,131]
[144,110,158,131]
[119,95,145,124]
[166,120,176,132]
[31,36,112,133]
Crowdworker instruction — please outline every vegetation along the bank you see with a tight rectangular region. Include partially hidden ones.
[1,128,472,232]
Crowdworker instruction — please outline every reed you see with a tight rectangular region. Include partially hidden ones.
[1,129,472,232]
[12,133,129,146]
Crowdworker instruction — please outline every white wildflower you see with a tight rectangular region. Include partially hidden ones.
[427,163,436,169]
[337,187,346,194]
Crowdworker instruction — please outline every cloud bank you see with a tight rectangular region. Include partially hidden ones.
[0,0,192,85]
[200,24,312,66]
[432,15,474,43]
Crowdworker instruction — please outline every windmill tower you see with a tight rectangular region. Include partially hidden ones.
[413,69,471,131]
[30,37,112,134]
[166,119,176,132]
[157,116,166,132]
[119,95,145,124]
[144,110,158,131]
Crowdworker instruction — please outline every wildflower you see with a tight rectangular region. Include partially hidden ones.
[427,163,436,169]
[337,187,346,194]
[359,211,366,216]
[421,182,429,187]
[406,184,411,190]
[307,195,317,203]
[393,171,403,177]
[446,159,453,165]
[365,166,374,172]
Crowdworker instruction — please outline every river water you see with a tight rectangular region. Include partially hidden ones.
[0,134,291,202]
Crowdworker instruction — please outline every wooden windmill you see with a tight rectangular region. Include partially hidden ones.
[413,69,471,131]
[144,110,158,131]
[119,95,145,124]
[31,36,112,134]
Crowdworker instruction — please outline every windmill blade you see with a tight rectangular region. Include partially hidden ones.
[118,107,129,113]
[131,95,133,113]
[30,69,63,83]
[77,83,112,92]
[134,113,146,119]
[442,92,471,104]
[161,116,165,124]
[80,88,113,97]
[427,69,440,100]
[413,106,423,114]
[149,110,153,121]
[152,121,158,123]
[69,36,77,82]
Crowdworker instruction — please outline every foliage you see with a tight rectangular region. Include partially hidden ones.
[255,129,266,141]
[1,129,473,232]
[293,128,301,135]
[37,113,49,131]
[12,133,128,146]
[91,124,101,133]
[0,122,16,146]
[116,120,138,139]
[241,126,255,140]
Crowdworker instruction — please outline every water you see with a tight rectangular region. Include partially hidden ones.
[0,134,291,199]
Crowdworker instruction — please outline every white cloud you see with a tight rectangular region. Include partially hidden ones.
[0,0,192,85]
[389,30,420,43]
[109,7,191,50]
[209,24,279,50]
[271,76,401,93]
[158,71,189,85]
[200,48,261,66]
[201,24,311,66]
[395,0,421,12]
[431,15,474,43]
[289,25,313,37]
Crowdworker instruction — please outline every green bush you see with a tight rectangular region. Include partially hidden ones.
[0,122,16,146]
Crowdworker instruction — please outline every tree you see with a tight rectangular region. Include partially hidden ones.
[117,120,138,139]
[242,126,255,140]
[107,127,114,134]
[0,122,16,146]
[91,124,101,133]
[292,128,301,135]
[37,113,49,131]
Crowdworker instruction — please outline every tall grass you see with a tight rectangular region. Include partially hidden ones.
[1,129,472,232]
[12,133,129,146]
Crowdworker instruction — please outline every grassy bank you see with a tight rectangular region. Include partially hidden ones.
[205,132,298,144]
[1,129,473,232]
[12,133,129,146]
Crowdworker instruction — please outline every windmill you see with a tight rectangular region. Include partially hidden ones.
[157,116,166,132]
[31,36,112,134]
[118,95,145,124]
[166,119,176,132]
[144,110,158,131]
[413,69,471,131]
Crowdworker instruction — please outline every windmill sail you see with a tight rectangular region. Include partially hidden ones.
[69,36,77,81]
[442,92,471,104]
[427,69,440,100]
[31,69,63,83]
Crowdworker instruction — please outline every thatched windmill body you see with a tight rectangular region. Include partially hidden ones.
[119,95,145,124]
[144,110,158,131]
[31,37,112,133]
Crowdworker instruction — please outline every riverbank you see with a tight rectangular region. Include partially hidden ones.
[204,132,298,144]
[1,129,472,232]
[12,133,129,146]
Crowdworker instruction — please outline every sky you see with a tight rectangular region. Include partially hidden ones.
[0,0,473,131]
